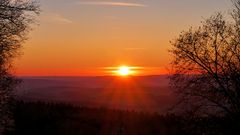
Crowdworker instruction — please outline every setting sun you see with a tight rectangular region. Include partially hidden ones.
[118,66,131,76]
[105,66,143,76]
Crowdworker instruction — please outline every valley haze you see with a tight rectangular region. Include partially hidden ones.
[17,75,175,113]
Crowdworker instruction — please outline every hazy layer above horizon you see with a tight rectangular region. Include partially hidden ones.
[17,76,174,113]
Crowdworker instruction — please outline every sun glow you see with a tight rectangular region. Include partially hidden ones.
[118,66,131,76]
[104,65,143,76]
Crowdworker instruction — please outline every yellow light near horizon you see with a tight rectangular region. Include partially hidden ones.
[118,66,131,76]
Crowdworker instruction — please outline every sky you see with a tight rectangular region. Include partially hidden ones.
[15,0,232,76]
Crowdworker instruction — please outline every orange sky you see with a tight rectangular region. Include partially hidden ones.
[14,0,231,76]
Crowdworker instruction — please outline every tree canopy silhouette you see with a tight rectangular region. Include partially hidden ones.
[0,0,39,133]
[170,0,240,116]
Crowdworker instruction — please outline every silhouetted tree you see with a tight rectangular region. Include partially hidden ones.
[170,0,240,116]
[0,0,39,133]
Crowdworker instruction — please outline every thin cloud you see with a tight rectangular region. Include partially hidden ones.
[41,13,73,24]
[77,1,147,7]
[124,48,147,50]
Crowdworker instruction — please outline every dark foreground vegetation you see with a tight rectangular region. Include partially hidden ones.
[4,101,240,135]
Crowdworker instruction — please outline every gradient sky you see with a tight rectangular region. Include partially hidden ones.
[15,0,232,76]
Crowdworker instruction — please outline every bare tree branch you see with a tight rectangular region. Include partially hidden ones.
[0,0,39,133]
[170,1,240,116]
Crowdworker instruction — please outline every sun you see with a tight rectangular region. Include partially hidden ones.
[118,66,131,76]
[105,65,141,76]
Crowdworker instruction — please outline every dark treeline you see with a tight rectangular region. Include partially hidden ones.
[4,100,240,135]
